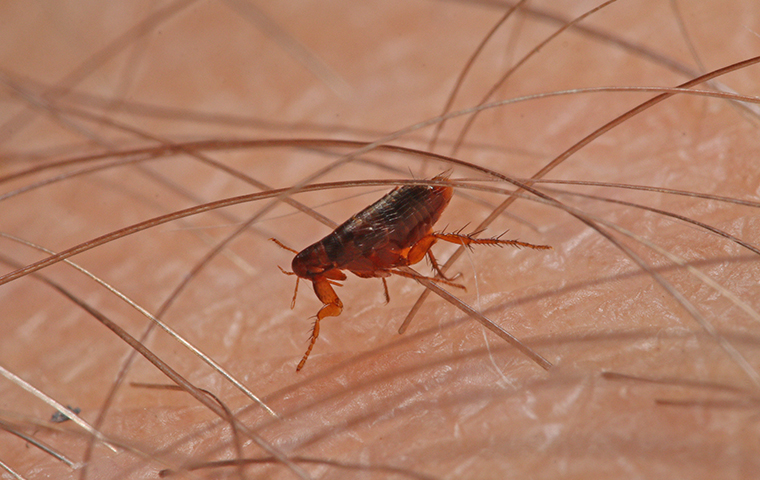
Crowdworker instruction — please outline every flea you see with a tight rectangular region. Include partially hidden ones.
[272,174,551,371]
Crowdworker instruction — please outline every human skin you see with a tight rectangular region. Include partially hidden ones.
[0,1,759,479]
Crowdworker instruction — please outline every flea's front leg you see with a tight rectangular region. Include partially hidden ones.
[313,276,343,320]
[297,277,344,371]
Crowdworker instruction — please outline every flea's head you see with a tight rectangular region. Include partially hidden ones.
[292,243,330,279]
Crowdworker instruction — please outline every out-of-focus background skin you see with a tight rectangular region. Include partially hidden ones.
[1,1,759,478]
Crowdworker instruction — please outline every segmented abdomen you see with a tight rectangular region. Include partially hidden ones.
[320,181,453,270]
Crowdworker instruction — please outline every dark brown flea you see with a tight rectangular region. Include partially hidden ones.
[272,174,552,371]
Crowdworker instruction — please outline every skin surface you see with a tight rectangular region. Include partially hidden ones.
[0,1,759,479]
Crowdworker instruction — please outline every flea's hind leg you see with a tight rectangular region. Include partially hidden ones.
[406,234,438,266]
[406,235,463,287]
[298,278,344,371]
[433,231,552,250]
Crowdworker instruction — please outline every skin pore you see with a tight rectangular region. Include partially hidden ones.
[0,1,759,479]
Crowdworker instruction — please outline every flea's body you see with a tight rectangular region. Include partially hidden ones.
[275,174,551,371]
[292,177,453,282]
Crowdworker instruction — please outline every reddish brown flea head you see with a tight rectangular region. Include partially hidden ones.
[292,243,331,279]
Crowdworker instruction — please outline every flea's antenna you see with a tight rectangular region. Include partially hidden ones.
[275,266,299,308]
[270,237,299,254]
[271,236,302,309]
[277,265,295,275]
